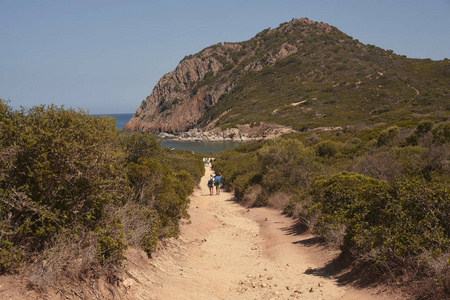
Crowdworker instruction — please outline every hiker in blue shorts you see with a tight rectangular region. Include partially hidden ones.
[214,172,222,195]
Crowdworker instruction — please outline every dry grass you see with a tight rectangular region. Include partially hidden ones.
[266,192,291,210]
[241,184,262,207]
[26,229,98,292]
[411,252,450,299]
[24,204,139,297]
[114,201,155,248]
[351,152,403,182]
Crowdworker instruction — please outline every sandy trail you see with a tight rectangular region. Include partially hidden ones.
[123,165,403,300]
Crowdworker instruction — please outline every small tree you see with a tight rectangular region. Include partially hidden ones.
[377,126,400,146]
[316,140,341,157]
[432,121,450,145]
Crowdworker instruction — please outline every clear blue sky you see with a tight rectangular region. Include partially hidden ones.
[1,0,449,114]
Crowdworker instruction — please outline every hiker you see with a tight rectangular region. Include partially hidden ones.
[214,172,222,195]
[208,174,215,195]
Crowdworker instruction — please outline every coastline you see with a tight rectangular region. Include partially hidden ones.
[160,139,249,153]
[157,123,295,143]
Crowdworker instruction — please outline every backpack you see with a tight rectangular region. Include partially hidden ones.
[208,177,214,187]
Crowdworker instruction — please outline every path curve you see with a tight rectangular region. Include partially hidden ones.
[123,164,404,299]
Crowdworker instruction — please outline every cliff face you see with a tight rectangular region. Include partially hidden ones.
[124,18,327,134]
[124,44,238,133]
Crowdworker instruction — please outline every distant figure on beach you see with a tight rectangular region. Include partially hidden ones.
[208,174,215,195]
[214,172,222,195]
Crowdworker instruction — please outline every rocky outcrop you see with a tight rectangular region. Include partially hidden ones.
[124,44,239,133]
[124,18,333,136]
[158,123,295,142]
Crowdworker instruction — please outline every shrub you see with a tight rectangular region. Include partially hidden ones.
[0,240,22,273]
[351,151,403,181]
[234,171,261,202]
[96,218,127,266]
[214,150,260,193]
[127,157,165,204]
[316,140,341,157]
[164,150,204,186]
[257,138,315,171]
[406,120,434,146]
[432,121,450,145]
[0,101,200,277]
[416,120,434,136]
[309,170,450,284]
[309,172,392,254]
[152,173,191,237]
[373,175,450,271]
[241,184,263,207]
[120,132,161,163]
[377,126,400,146]
[0,105,127,269]
[421,144,450,178]
[125,157,194,255]
[257,138,316,192]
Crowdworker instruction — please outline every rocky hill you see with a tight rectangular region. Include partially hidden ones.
[124,18,450,140]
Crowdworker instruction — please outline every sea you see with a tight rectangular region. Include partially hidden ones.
[98,113,246,153]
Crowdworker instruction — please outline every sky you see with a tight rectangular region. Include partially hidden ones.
[1,0,449,114]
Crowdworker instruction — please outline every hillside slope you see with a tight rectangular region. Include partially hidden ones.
[125,18,449,138]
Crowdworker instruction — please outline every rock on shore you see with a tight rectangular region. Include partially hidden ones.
[158,122,295,142]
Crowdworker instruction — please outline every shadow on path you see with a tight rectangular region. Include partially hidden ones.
[215,186,387,290]
[277,215,386,289]
[308,254,385,288]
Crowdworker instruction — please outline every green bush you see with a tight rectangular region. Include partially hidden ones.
[257,138,316,192]
[316,140,341,157]
[388,174,450,257]
[96,218,127,266]
[0,240,22,273]
[120,132,161,163]
[308,171,450,277]
[416,120,434,136]
[124,156,194,255]
[152,173,191,237]
[406,120,434,146]
[163,150,204,186]
[0,101,201,275]
[0,105,127,268]
[234,171,261,202]
[310,172,392,253]
[432,121,450,145]
[377,126,400,146]
[214,150,259,192]
[127,157,165,204]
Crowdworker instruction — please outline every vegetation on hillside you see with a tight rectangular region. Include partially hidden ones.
[191,19,450,131]
[0,100,203,288]
[213,118,450,298]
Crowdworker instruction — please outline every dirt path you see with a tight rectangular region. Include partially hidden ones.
[123,165,404,300]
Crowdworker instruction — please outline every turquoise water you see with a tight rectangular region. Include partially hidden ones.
[99,113,246,153]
